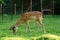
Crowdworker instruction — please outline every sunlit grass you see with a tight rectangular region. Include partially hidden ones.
[1,37,29,40]
[1,34,60,40]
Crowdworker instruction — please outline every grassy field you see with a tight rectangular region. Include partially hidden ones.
[0,15,60,40]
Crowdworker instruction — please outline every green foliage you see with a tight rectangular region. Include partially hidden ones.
[0,0,6,5]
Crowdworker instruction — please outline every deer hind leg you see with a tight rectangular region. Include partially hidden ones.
[39,19,46,34]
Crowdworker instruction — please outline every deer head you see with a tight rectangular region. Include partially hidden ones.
[10,25,18,34]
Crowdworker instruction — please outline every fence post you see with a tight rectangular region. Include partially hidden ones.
[14,3,16,15]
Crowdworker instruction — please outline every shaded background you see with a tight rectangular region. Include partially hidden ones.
[0,0,60,15]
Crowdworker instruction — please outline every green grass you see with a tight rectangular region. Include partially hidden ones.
[0,15,60,40]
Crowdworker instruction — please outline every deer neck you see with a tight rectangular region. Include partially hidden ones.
[15,18,22,27]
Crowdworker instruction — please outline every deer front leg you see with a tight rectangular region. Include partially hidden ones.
[36,21,39,32]
[40,20,46,34]
[24,20,30,33]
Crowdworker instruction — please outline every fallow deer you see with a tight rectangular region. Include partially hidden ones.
[10,11,46,34]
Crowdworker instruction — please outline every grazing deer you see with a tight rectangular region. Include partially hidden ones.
[10,11,46,34]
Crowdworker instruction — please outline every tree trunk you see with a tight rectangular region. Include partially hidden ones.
[30,0,32,11]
